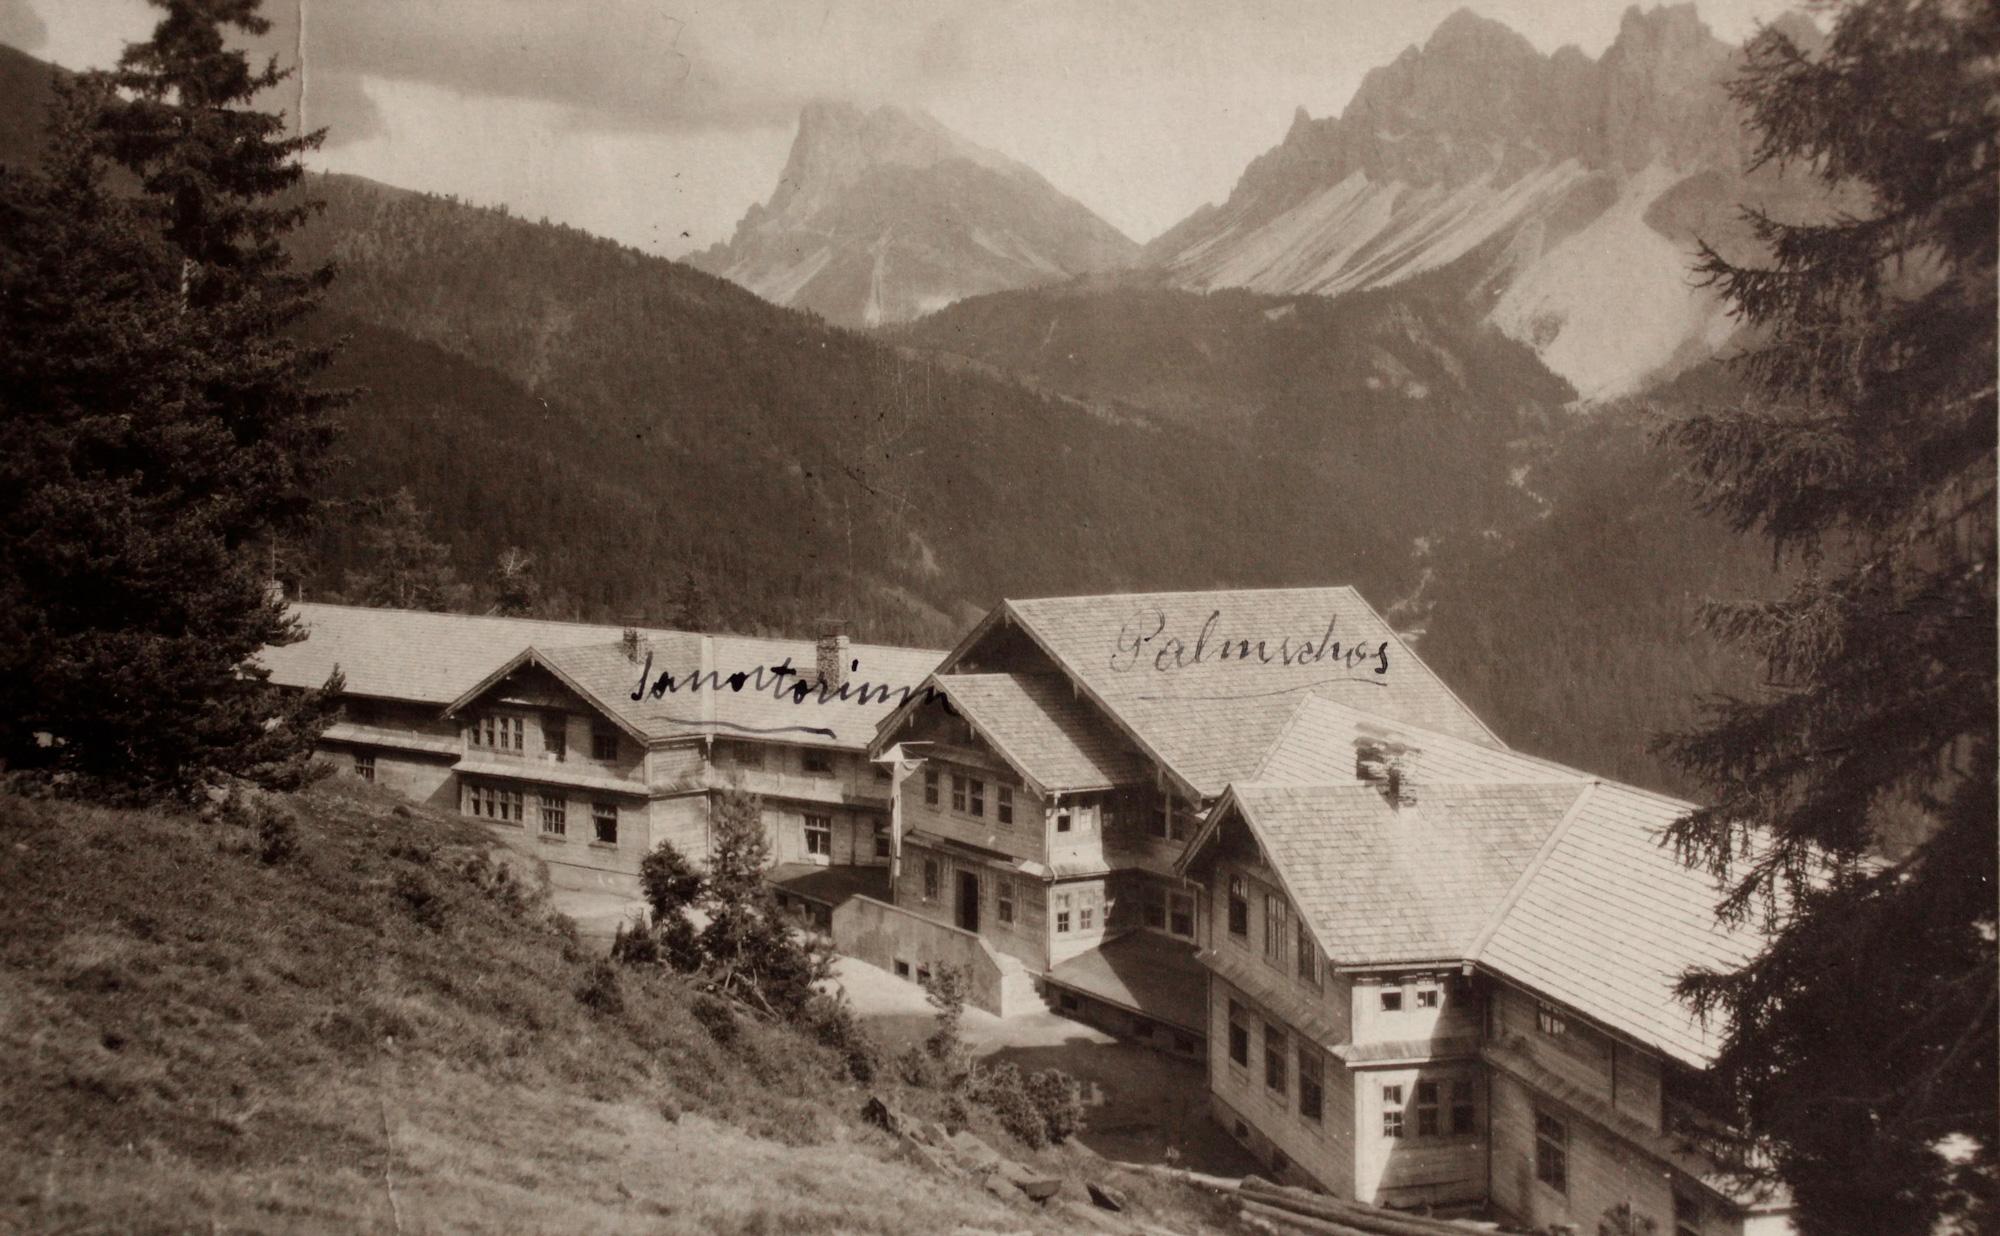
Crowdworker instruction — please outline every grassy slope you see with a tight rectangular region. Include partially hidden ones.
[0,780,1221,1234]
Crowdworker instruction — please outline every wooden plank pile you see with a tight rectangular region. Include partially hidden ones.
[1234,1176,1502,1236]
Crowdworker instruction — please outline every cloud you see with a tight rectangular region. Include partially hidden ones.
[0,0,48,51]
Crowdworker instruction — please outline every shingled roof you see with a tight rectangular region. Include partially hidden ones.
[997,587,1502,796]
[1216,780,1589,967]
[1473,781,1761,1067]
[1182,702,1767,1067]
[924,673,1155,794]
[259,602,945,750]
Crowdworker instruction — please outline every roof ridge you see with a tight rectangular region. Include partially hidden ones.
[1340,588,1508,750]
[1248,691,1321,781]
[1012,585,1361,603]
[293,600,944,657]
[1466,780,1601,963]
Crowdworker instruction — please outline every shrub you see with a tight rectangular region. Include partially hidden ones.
[919,964,971,1075]
[1025,1068,1086,1144]
[255,802,299,865]
[609,919,660,966]
[393,867,446,930]
[638,841,704,919]
[573,958,623,1016]
[973,1061,1047,1149]
[690,993,739,1045]
[800,991,879,1084]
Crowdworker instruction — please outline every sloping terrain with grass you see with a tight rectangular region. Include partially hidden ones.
[0,778,1229,1234]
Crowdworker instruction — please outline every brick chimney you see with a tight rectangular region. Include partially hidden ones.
[815,619,851,689]
[1355,737,1419,808]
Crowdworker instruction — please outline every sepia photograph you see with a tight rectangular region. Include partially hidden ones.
[0,1,1992,1233]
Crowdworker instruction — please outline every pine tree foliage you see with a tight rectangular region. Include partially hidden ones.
[1658,3,1996,1230]
[0,0,342,799]
[344,487,466,612]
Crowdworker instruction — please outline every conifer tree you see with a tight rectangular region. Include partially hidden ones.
[346,488,464,612]
[0,0,343,799]
[1659,3,1996,1231]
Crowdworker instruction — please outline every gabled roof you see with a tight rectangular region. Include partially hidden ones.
[994,587,1502,797]
[1474,781,1762,1067]
[1178,696,1770,1067]
[922,673,1156,795]
[259,602,945,751]
[1213,780,1588,967]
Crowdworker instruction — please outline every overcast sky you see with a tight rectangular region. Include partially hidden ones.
[6,0,1797,257]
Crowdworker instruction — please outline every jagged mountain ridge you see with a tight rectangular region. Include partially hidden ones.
[1143,4,1815,400]
[688,100,1138,329]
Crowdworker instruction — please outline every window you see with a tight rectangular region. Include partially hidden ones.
[1264,1024,1286,1094]
[592,802,618,844]
[951,775,967,812]
[1673,1187,1703,1236]
[998,881,1015,924]
[1298,1046,1323,1122]
[1228,875,1249,937]
[1055,810,1072,833]
[1381,987,1404,1012]
[1054,892,1072,933]
[1536,1001,1568,1038]
[473,714,524,751]
[803,748,833,775]
[923,768,939,806]
[1417,985,1440,1009]
[804,813,832,857]
[1079,896,1095,931]
[874,822,891,859]
[1534,1111,1568,1193]
[1227,1001,1249,1067]
[1263,893,1287,966]
[1169,891,1196,939]
[1296,920,1319,985]
[1450,1079,1476,1136]
[540,796,566,836]
[923,858,939,901]
[736,743,763,767]
[542,717,566,761]
[466,784,523,823]
[969,779,985,817]
[1143,885,1167,929]
[1415,1080,1441,1136]
[591,727,618,761]
[353,751,376,782]
[1381,1085,1406,1139]
[997,785,1013,825]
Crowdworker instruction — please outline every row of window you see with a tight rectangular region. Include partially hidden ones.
[918,772,1192,843]
[467,712,618,762]
[923,770,1016,825]
[738,743,840,775]
[1227,875,1324,988]
[1226,1001,1325,1123]
[465,782,618,843]
[1383,1079,1476,1139]
[1052,887,1101,934]
[801,816,891,859]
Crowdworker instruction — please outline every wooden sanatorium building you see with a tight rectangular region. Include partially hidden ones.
[267,589,1792,1235]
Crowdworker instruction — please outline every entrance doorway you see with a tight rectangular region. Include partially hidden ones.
[957,869,980,932]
